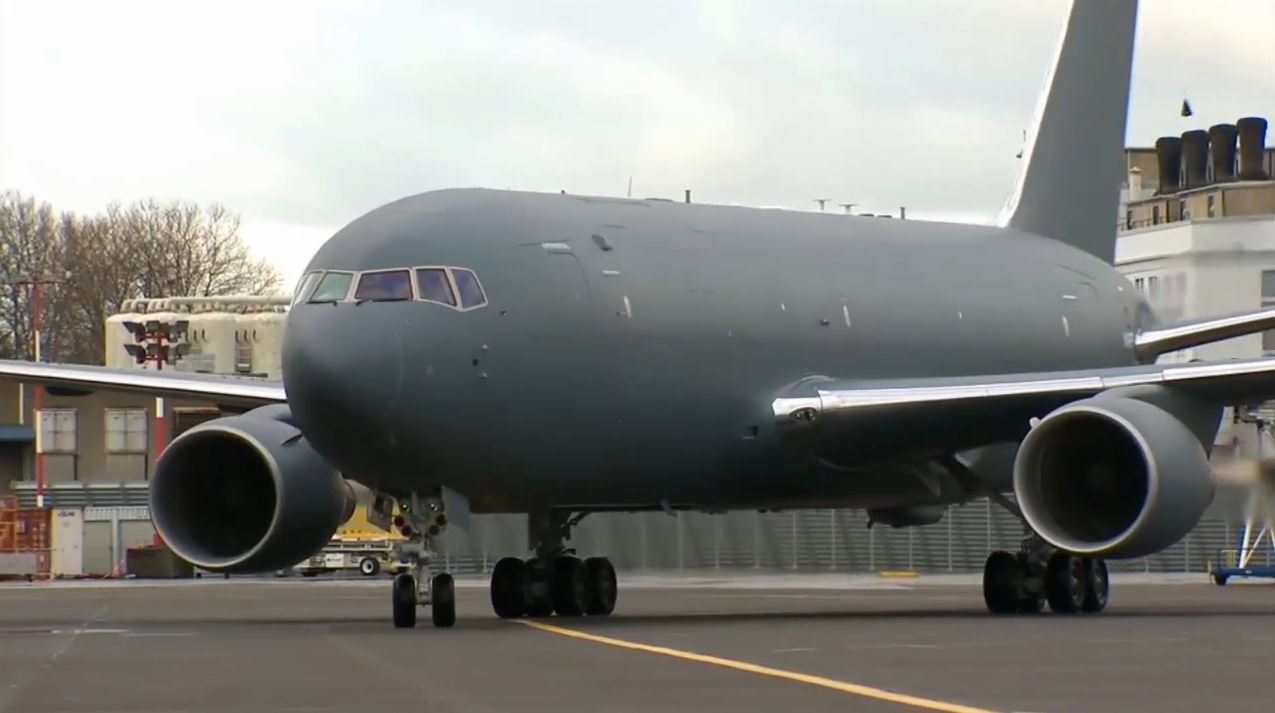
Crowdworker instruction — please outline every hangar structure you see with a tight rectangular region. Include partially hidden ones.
[2,125,1274,578]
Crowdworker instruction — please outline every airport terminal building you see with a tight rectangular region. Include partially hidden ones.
[2,121,1273,577]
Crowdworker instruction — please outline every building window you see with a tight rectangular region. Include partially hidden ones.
[1148,275,1160,300]
[1125,210,1133,230]
[1263,270,1275,353]
[1178,200,1187,221]
[105,408,148,454]
[38,409,77,453]
[235,330,253,374]
[1152,206,1160,225]
[1134,277,1144,292]
[1207,194,1216,218]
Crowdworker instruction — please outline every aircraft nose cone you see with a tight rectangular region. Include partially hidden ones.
[282,306,406,467]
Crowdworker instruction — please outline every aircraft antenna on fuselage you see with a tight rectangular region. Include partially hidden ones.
[996,0,1139,264]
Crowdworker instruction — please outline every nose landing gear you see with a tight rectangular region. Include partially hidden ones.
[389,493,456,629]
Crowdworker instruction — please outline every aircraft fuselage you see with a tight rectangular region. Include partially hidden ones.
[282,189,1149,512]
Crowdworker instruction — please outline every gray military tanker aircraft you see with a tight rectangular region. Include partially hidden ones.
[4,0,1275,627]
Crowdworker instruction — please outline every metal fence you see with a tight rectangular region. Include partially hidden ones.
[11,482,1243,576]
[434,499,1241,576]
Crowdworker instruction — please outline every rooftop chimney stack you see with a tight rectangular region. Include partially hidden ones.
[1180,129,1209,189]
[1154,136,1182,194]
[1237,116,1270,180]
[1207,123,1238,183]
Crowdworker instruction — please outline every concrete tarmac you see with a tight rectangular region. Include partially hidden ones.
[1,572,1273,713]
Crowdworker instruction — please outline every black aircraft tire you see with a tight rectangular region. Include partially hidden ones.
[982,551,1020,614]
[1017,590,1045,614]
[1045,553,1086,614]
[392,573,417,629]
[584,557,618,616]
[491,557,527,618]
[432,573,456,628]
[1014,552,1044,614]
[1081,558,1109,613]
[523,558,555,617]
[551,556,590,617]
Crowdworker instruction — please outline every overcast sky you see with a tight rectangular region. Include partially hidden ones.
[2,0,1272,289]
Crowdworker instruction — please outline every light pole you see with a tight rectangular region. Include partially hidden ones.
[1,270,71,508]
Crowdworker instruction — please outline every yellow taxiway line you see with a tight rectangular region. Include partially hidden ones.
[516,620,1002,713]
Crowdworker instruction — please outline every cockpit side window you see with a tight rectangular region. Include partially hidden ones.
[415,268,457,306]
[355,269,413,301]
[451,268,487,309]
[308,271,354,303]
[292,271,322,305]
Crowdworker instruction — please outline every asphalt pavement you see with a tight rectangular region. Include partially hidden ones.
[1,572,1273,713]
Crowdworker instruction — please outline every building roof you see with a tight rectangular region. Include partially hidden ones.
[0,424,34,443]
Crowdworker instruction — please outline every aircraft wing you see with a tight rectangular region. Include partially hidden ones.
[772,357,1275,464]
[1133,306,1275,360]
[0,359,285,408]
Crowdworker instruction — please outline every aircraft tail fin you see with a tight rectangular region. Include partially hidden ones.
[996,0,1139,264]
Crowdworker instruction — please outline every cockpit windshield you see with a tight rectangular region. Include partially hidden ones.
[292,271,322,305]
[416,268,457,306]
[300,265,486,310]
[308,271,354,303]
[355,269,413,301]
[451,268,487,309]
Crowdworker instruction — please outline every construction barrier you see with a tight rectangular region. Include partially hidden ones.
[0,495,52,579]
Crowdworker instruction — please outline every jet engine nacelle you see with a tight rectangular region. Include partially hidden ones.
[1012,396,1214,559]
[149,406,355,573]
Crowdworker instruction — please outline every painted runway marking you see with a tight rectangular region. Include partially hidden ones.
[772,647,820,653]
[1084,637,1188,645]
[518,620,1003,713]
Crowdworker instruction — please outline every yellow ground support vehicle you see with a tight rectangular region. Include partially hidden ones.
[291,503,408,577]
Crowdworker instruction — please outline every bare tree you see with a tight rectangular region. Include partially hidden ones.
[1,191,282,364]
[0,191,69,361]
[58,206,146,363]
[119,199,281,299]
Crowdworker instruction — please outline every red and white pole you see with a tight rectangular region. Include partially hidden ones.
[155,396,166,458]
[32,280,45,509]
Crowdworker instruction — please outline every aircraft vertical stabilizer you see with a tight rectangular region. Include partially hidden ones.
[996,0,1139,264]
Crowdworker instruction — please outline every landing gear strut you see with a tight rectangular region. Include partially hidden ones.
[489,510,618,619]
[982,539,1108,615]
[389,493,456,629]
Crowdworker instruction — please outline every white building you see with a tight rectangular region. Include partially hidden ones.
[105,296,290,379]
[1115,116,1275,459]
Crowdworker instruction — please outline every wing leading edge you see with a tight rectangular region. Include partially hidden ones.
[1133,306,1275,360]
[0,359,285,408]
[776,357,1275,425]
[772,357,1275,465]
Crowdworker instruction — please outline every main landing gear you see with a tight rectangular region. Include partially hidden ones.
[982,540,1109,615]
[490,511,618,619]
[389,493,456,629]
